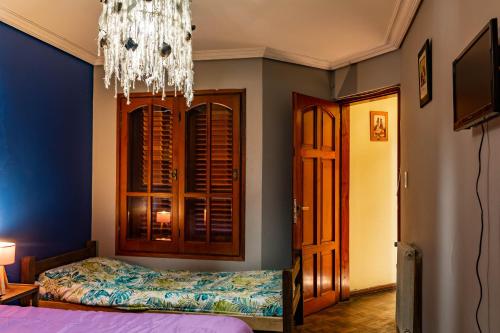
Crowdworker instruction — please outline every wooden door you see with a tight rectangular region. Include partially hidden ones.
[292,93,341,316]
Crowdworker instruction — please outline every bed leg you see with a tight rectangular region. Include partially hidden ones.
[282,269,293,333]
[20,256,36,306]
[294,293,304,326]
[295,257,304,326]
[21,256,36,284]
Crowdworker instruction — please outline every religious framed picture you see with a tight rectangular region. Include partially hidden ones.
[418,39,432,107]
[370,111,388,141]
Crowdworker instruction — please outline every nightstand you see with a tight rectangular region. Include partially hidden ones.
[0,283,39,306]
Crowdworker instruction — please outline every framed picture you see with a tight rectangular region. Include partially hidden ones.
[370,111,388,141]
[418,39,432,107]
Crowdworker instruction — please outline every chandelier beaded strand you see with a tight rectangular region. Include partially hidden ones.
[98,0,194,106]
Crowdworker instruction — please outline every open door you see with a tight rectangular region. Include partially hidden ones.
[292,93,341,316]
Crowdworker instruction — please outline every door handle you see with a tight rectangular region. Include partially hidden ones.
[293,199,309,224]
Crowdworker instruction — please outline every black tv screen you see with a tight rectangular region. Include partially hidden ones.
[453,18,500,131]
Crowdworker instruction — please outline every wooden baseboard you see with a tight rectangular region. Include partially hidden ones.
[350,283,396,297]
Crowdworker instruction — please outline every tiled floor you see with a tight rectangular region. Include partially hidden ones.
[293,290,397,333]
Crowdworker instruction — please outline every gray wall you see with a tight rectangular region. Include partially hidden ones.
[93,59,265,271]
[93,57,335,271]
[334,50,401,98]
[261,59,332,269]
[399,1,500,332]
[92,50,401,273]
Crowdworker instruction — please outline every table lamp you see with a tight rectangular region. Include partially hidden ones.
[157,211,171,230]
[0,242,15,296]
[155,211,172,241]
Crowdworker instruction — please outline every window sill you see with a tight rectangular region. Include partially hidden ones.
[115,249,245,261]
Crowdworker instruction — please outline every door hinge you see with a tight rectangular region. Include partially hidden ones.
[172,169,178,180]
[232,169,239,181]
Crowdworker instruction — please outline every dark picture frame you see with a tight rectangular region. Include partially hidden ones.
[418,39,432,107]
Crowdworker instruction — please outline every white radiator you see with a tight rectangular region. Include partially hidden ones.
[396,242,421,333]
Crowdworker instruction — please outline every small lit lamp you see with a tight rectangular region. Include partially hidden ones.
[156,211,171,231]
[0,242,15,296]
[155,211,171,241]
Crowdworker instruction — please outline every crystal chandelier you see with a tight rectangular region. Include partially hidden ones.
[98,0,194,105]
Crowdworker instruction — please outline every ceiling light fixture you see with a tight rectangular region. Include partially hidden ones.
[98,0,194,105]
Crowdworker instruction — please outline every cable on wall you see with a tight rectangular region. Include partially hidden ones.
[485,122,491,332]
[475,123,485,333]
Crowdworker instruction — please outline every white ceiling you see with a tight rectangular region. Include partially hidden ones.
[0,0,420,69]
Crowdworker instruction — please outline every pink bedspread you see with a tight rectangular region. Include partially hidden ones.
[0,305,253,333]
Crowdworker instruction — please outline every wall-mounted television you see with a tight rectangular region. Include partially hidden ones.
[453,18,500,131]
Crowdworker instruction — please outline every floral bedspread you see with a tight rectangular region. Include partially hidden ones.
[38,257,282,317]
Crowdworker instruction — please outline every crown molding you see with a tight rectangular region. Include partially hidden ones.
[94,47,266,66]
[263,47,332,70]
[193,47,266,61]
[0,5,97,64]
[328,0,421,69]
[188,46,332,70]
[328,43,399,70]
[2,0,421,70]
[94,57,104,66]
[388,0,421,48]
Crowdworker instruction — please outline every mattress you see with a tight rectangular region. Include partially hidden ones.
[0,304,252,333]
[38,257,283,317]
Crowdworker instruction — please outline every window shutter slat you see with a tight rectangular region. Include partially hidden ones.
[185,198,207,241]
[152,106,173,193]
[208,104,234,243]
[127,107,149,192]
[210,198,232,242]
[126,196,148,240]
[210,105,233,194]
[187,105,208,193]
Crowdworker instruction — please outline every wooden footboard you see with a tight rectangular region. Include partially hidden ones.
[20,240,302,333]
[283,256,303,333]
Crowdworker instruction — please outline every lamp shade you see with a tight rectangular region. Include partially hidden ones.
[0,242,15,266]
[157,211,171,224]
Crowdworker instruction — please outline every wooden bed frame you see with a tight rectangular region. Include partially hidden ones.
[21,241,303,333]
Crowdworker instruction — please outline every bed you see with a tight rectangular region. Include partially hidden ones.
[0,304,253,333]
[21,241,303,333]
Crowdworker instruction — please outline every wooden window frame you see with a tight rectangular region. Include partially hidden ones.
[115,89,246,261]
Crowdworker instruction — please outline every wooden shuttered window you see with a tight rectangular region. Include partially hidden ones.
[117,91,244,259]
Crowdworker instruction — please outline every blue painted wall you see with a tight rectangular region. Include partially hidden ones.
[0,23,93,281]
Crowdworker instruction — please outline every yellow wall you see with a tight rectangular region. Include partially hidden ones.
[349,94,398,291]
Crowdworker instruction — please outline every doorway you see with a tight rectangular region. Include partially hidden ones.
[292,86,400,316]
[339,87,400,298]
